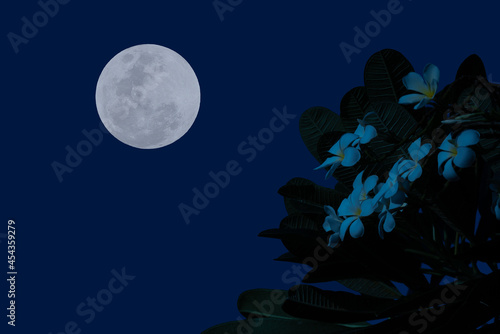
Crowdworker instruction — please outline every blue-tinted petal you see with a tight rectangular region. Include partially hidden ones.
[398,160,414,174]
[364,175,379,192]
[323,220,332,232]
[443,159,459,181]
[383,211,396,233]
[417,143,432,160]
[314,156,342,170]
[324,216,341,233]
[349,218,365,238]
[353,171,364,190]
[340,133,360,150]
[437,152,453,175]
[389,190,406,209]
[408,163,422,182]
[490,193,498,217]
[400,169,412,180]
[328,233,341,248]
[403,72,428,93]
[457,129,480,147]
[341,147,361,167]
[324,205,336,217]
[454,147,476,168]
[325,161,341,179]
[328,140,342,155]
[354,124,364,137]
[351,187,363,205]
[399,93,426,105]
[338,197,356,217]
[360,198,375,216]
[408,138,421,159]
[438,134,455,152]
[384,181,399,199]
[340,216,357,240]
[360,125,377,144]
[378,211,386,239]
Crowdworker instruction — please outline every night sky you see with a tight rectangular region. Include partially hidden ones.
[2,0,500,333]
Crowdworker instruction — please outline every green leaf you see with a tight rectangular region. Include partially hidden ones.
[457,83,494,114]
[278,177,346,214]
[337,278,402,299]
[364,49,414,103]
[202,318,355,334]
[283,285,396,323]
[340,87,371,132]
[363,102,420,142]
[300,106,344,163]
[237,289,293,320]
[455,54,487,80]
[259,214,327,257]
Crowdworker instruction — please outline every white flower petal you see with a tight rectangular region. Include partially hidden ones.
[414,97,431,109]
[423,64,440,90]
[399,93,426,105]
[403,72,428,94]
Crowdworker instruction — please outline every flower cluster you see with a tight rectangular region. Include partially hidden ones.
[316,63,500,248]
[320,137,436,245]
[315,120,377,179]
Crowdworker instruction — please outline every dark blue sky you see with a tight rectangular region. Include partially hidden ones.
[2,0,500,332]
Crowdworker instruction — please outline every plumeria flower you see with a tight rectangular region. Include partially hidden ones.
[399,64,440,109]
[322,205,344,248]
[338,187,375,240]
[373,158,404,202]
[353,171,378,203]
[352,119,377,148]
[315,133,361,179]
[438,129,480,181]
[398,138,432,182]
[490,184,500,220]
[373,185,407,238]
[378,206,396,239]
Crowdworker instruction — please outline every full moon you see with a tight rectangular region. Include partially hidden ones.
[95,44,201,149]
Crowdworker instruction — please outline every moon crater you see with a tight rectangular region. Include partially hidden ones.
[95,44,200,149]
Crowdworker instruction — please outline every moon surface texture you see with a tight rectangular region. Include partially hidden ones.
[95,44,201,149]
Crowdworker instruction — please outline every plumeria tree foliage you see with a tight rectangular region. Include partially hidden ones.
[203,50,500,333]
